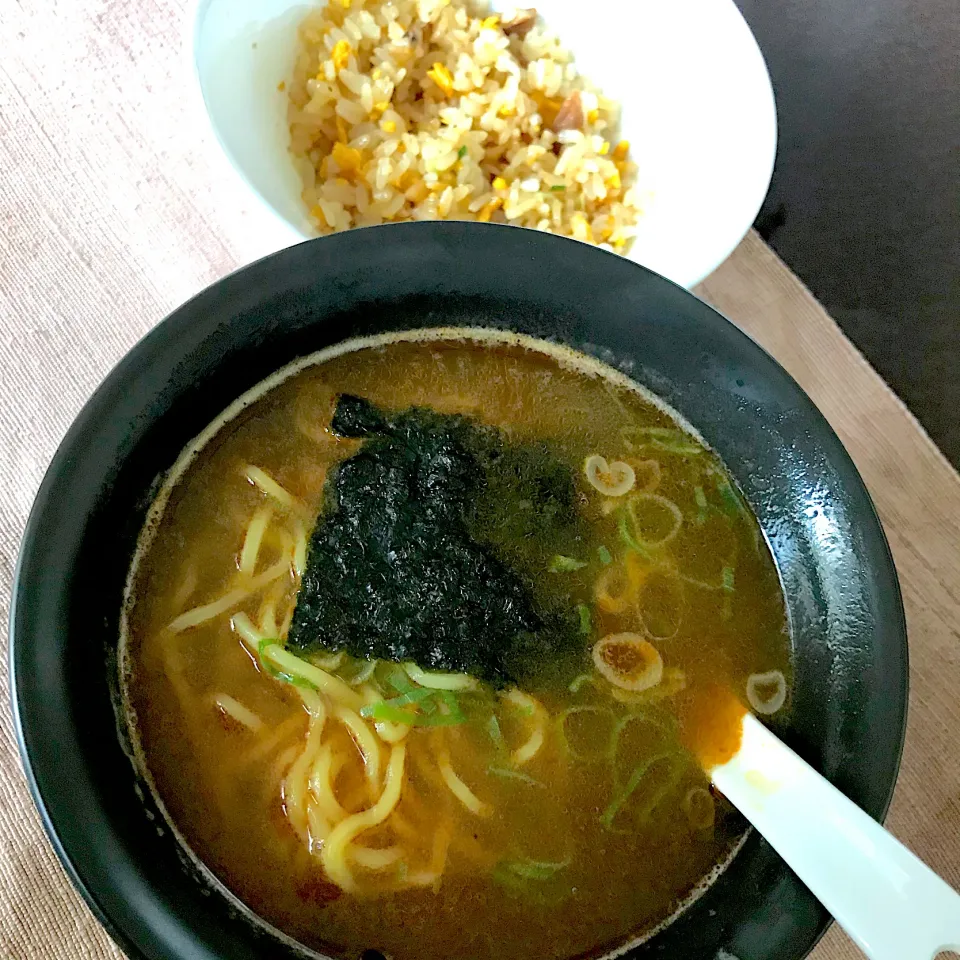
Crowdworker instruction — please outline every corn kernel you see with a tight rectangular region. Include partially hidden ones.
[587,109,599,124]
[427,62,454,97]
[492,177,507,191]
[570,213,593,242]
[332,142,363,173]
[481,15,500,28]
[331,39,351,72]
[382,119,397,133]
[277,80,286,92]
[498,105,516,117]
[476,198,503,222]
[613,139,630,160]
[405,181,430,203]
[599,141,609,155]
[311,205,328,226]
[607,169,621,191]
[339,0,352,7]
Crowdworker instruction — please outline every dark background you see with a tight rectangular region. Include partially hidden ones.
[734,0,959,464]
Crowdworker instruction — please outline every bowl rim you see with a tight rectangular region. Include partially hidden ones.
[10,221,907,960]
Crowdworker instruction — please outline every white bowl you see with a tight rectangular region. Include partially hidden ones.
[187,0,777,288]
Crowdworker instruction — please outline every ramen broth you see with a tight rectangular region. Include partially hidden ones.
[123,334,791,960]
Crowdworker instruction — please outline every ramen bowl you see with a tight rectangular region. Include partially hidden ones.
[11,222,906,960]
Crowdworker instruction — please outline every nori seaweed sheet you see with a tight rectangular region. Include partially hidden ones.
[287,395,586,687]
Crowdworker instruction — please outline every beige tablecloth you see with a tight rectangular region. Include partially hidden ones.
[1,2,959,958]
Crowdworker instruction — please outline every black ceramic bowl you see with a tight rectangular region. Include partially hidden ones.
[11,222,907,960]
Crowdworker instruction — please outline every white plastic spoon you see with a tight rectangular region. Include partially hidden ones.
[710,713,960,960]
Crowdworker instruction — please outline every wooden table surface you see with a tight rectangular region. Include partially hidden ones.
[736,0,960,467]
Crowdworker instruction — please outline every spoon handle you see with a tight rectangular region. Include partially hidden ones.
[711,713,960,960]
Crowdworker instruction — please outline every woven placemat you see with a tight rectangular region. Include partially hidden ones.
[1,2,958,958]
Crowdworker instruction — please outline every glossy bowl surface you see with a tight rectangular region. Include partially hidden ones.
[11,222,906,960]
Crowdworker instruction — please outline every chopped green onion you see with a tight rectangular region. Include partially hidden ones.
[499,857,570,880]
[716,476,744,518]
[457,145,468,158]
[721,565,735,620]
[488,766,544,787]
[385,687,437,708]
[437,689,466,724]
[559,705,618,762]
[597,545,613,565]
[576,602,592,635]
[549,184,566,191]
[549,554,587,573]
[601,753,669,830]
[384,665,415,695]
[694,485,708,524]
[360,700,417,724]
[346,658,378,686]
[257,639,316,689]
[621,426,703,456]
[360,694,466,726]
[568,673,594,693]
[486,714,504,747]
[618,513,654,558]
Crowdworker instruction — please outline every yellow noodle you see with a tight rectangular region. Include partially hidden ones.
[297,686,326,718]
[260,645,364,710]
[403,662,477,691]
[437,743,492,818]
[389,810,422,845]
[214,693,263,732]
[279,610,295,641]
[231,611,261,655]
[239,505,274,575]
[170,562,198,612]
[321,743,406,892]
[306,801,332,851]
[405,869,441,888]
[430,817,453,892]
[265,743,300,803]
[284,710,328,841]
[168,557,291,633]
[350,845,403,869]
[503,689,547,766]
[160,638,195,724]
[309,649,345,671]
[334,704,382,787]
[244,712,309,764]
[360,684,410,744]
[309,744,349,823]
[244,465,308,515]
[292,520,308,578]
[259,600,278,637]
[374,719,411,743]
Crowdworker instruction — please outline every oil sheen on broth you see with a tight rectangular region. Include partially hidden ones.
[123,334,791,960]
